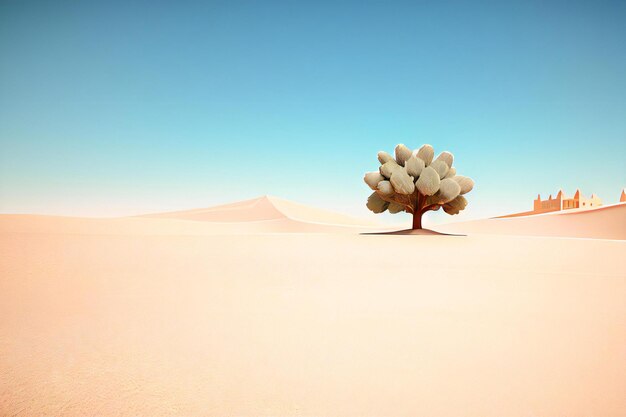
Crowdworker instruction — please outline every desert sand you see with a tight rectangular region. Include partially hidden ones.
[1,197,625,416]
[436,203,626,240]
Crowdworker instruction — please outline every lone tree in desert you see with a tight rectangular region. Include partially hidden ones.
[364,144,474,230]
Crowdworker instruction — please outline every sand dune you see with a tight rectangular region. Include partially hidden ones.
[0,214,379,235]
[436,202,626,240]
[1,198,625,416]
[0,196,384,235]
[141,195,379,227]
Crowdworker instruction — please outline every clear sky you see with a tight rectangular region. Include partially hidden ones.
[1,1,625,225]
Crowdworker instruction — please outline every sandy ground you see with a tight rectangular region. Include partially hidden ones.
[436,203,626,240]
[1,213,625,416]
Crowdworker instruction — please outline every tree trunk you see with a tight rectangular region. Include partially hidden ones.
[412,210,423,230]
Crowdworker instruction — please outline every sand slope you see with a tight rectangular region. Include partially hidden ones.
[141,195,379,227]
[0,197,385,235]
[0,214,381,235]
[436,203,626,240]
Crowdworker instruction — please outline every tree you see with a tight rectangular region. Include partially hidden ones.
[364,144,474,230]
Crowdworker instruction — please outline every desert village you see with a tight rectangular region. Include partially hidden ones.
[498,188,626,218]
[533,189,603,214]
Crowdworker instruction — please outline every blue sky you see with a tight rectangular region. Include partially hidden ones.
[1,1,625,225]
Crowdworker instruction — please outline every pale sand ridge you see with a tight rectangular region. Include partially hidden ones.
[436,202,626,240]
[139,195,379,227]
[0,196,387,236]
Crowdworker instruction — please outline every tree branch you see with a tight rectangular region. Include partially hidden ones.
[421,203,441,213]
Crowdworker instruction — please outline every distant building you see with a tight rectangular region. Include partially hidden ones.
[621,189,626,203]
[533,189,602,214]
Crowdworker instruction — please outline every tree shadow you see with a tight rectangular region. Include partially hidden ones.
[361,228,465,236]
